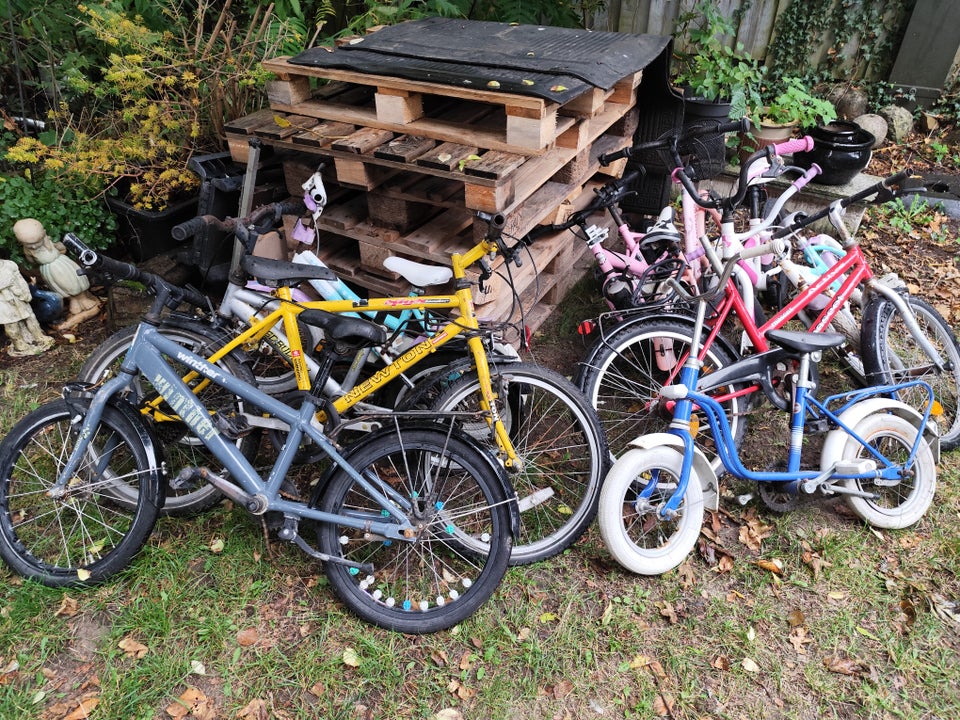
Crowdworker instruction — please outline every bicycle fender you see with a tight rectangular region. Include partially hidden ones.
[63,385,167,508]
[624,433,719,510]
[820,398,940,467]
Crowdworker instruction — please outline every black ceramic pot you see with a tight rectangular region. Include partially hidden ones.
[794,121,876,185]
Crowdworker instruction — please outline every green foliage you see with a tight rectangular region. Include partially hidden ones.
[760,76,837,129]
[671,1,765,119]
[0,172,116,262]
[1,1,304,212]
[769,0,914,83]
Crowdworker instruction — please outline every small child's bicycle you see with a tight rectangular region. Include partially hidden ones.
[597,243,939,575]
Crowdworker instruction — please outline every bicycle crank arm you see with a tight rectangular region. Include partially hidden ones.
[291,534,374,574]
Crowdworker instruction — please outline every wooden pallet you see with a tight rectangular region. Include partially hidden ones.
[261,57,641,156]
[226,53,644,333]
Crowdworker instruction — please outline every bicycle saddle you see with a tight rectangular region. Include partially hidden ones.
[240,255,337,287]
[298,308,387,347]
[383,256,453,287]
[765,329,845,354]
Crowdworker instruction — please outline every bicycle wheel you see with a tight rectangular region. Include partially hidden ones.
[0,400,162,586]
[839,412,936,529]
[431,362,609,565]
[576,318,746,473]
[862,294,960,450]
[315,425,512,633]
[598,445,704,575]
[78,323,260,515]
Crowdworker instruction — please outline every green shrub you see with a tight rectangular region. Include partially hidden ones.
[0,171,116,262]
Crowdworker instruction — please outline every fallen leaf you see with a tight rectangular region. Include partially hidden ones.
[236,699,269,720]
[209,537,225,553]
[742,657,761,673]
[190,660,206,675]
[54,594,79,617]
[166,687,212,720]
[553,679,574,698]
[342,648,360,667]
[237,628,259,647]
[63,695,99,720]
[823,654,863,676]
[711,655,730,670]
[789,627,812,655]
[487,80,501,89]
[77,568,91,582]
[516,627,531,642]
[434,710,464,720]
[538,612,557,623]
[653,693,675,716]
[600,602,613,626]
[273,115,292,128]
[118,637,148,659]
[827,591,846,601]
[856,626,881,642]
[756,558,783,574]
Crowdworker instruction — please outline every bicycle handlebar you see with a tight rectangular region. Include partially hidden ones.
[667,238,787,303]
[598,118,749,166]
[771,169,912,239]
[62,233,209,310]
[171,200,307,248]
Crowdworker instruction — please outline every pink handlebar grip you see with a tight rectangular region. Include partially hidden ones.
[774,136,815,156]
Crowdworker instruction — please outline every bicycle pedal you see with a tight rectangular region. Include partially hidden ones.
[213,412,253,439]
[808,418,830,434]
[170,466,203,490]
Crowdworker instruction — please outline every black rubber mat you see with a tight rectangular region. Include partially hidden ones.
[291,18,671,99]
[289,48,590,104]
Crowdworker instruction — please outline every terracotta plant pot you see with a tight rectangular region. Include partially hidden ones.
[739,116,796,164]
[794,121,876,185]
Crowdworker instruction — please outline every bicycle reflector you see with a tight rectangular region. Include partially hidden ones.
[578,320,596,336]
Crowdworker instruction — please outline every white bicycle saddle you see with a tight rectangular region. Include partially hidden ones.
[383,256,454,287]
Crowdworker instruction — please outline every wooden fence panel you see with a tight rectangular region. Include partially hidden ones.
[591,0,907,80]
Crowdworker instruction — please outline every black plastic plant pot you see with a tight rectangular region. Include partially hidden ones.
[106,195,199,262]
[794,121,876,185]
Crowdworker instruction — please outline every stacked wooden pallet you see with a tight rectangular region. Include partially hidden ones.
[224,29,650,330]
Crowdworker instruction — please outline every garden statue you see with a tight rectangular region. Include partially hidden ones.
[12,218,102,330]
[0,259,56,356]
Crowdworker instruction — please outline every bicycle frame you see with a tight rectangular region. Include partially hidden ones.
[656,358,934,515]
[146,234,523,468]
[52,323,419,543]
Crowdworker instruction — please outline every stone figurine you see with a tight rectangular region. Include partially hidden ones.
[0,259,56,356]
[12,218,102,330]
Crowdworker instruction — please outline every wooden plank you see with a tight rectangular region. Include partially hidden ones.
[462,150,526,180]
[224,109,276,135]
[291,120,356,148]
[256,114,314,140]
[373,135,436,162]
[332,126,394,153]
[505,103,558,149]
[416,143,479,171]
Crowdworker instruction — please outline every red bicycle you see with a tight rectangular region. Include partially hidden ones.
[576,146,960,466]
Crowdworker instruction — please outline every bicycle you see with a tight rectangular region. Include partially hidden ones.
[0,237,517,633]
[597,244,939,575]
[76,209,609,565]
[575,135,960,468]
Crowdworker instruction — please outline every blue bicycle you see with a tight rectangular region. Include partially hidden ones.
[598,243,939,575]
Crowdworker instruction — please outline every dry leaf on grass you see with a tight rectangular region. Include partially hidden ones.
[823,655,863,676]
[235,699,269,720]
[118,637,148,659]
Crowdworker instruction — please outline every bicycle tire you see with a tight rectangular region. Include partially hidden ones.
[861,293,960,450]
[576,318,746,473]
[0,400,162,586]
[77,323,261,515]
[839,412,936,529]
[315,425,512,633]
[598,445,704,575]
[430,361,609,565]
